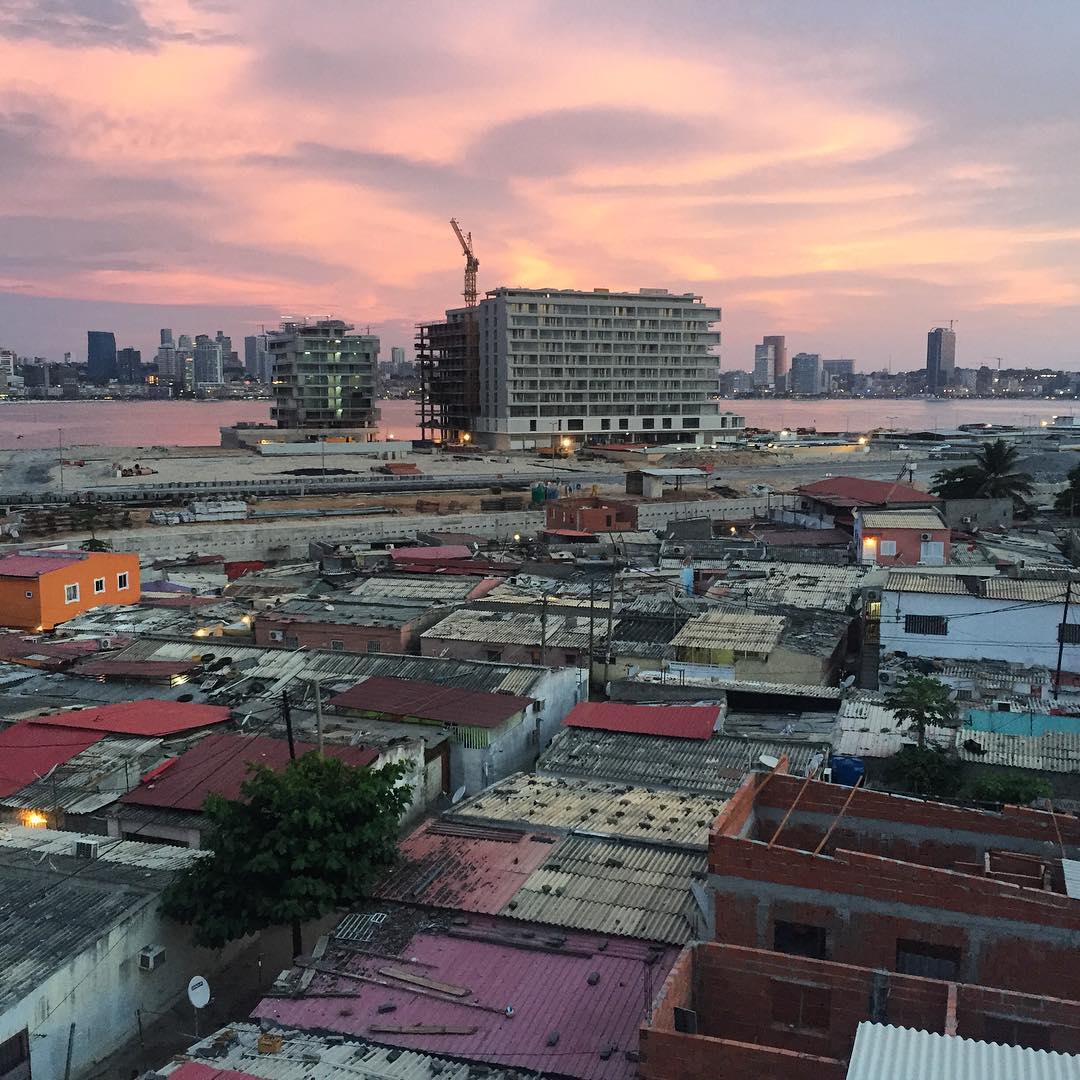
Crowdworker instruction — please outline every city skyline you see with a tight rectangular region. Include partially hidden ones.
[2,2,1080,368]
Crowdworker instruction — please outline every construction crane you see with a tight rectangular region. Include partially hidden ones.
[450,218,479,307]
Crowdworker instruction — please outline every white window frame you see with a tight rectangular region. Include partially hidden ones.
[116,572,129,591]
[93,577,106,594]
[879,540,898,557]
[64,583,80,604]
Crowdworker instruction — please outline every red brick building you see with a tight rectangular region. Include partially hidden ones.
[544,495,637,533]
[639,768,1080,1078]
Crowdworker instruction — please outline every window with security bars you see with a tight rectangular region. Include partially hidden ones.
[904,614,948,635]
[1058,623,1080,644]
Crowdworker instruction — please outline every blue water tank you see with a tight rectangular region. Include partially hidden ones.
[829,755,866,787]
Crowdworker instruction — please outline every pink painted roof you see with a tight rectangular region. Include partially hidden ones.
[0,550,86,577]
[390,545,475,562]
[27,700,231,737]
[253,915,676,1080]
[376,820,556,911]
[330,676,534,729]
[0,723,103,798]
[121,733,379,810]
[160,1067,253,1080]
[564,701,720,740]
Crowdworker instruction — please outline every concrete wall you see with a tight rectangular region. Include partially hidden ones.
[19,510,545,563]
[2,893,240,1080]
[880,589,1080,672]
[636,498,769,530]
[941,497,1014,531]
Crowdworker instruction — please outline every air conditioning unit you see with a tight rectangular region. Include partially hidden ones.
[961,516,972,525]
[269,630,284,642]
[921,533,933,541]
[139,945,166,972]
[74,840,100,860]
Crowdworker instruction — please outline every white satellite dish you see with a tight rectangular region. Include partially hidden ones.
[187,975,211,1009]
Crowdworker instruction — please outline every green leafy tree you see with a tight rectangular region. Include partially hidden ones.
[1055,463,1080,514]
[79,536,113,552]
[930,439,1033,502]
[162,752,410,956]
[883,674,957,750]
[884,745,959,798]
[964,769,1052,805]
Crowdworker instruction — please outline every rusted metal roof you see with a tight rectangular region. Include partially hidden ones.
[376,820,555,911]
[563,701,720,740]
[670,611,784,655]
[330,677,535,729]
[798,476,938,507]
[120,733,379,810]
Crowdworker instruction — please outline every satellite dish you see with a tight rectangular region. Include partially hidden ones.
[758,754,781,770]
[187,975,211,1009]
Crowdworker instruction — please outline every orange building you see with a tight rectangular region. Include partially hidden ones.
[0,548,140,631]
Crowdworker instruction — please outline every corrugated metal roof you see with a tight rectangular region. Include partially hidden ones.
[564,701,720,740]
[28,700,231,736]
[0,722,103,798]
[330,676,535,729]
[0,825,202,1015]
[627,670,845,698]
[833,700,955,757]
[670,612,784,655]
[846,1022,1080,1080]
[352,574,489,602]
[539,726,823,795]
[983,578,1071,602]
[886,572,1074,602]
[1063,858,1080,899]
[422,609,603,649]
[859,509,947,529]
[711,561,869,613]
[885,572,973,595]
[376,820,555,911]
[2,734,161,813]
[161,1022,514,1080]
[798,476,937,506]
[450,772,724,847]
[253,914,676,1080]
[121,733,379,810]
[502,835,706,944]
[956,729,1080,773]
[390,545,475,561]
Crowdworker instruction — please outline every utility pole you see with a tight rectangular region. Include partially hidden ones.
[313,675,324,756]
[603,559,619,689]
[1055,580,1073,695]
[281,690,296,760]
[58,427,64,495]
[539,592,548,668]
[587,577,596,696]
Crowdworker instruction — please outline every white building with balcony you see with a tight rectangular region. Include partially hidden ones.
[469,287,741,449]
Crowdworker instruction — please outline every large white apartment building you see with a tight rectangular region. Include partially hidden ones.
[466,287,741,449]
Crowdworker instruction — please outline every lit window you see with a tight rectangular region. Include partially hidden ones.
[117,572,129,591]
[64,583,79,603]
[93,577,106,594]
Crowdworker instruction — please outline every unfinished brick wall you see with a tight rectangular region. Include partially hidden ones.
[711,835,1080,998]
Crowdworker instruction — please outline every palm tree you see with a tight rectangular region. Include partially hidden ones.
[931,439,1033,502]
[883,674,957,749]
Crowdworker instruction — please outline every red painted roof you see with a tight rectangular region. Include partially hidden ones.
[0,550,86,578]
[797,476,938,507]
[159,1067,253,1080]
[120,733,379,810]
[564,701,721,740]
[253,915,676,1080]
[377,820,555,912]
[330,676,534,728]
[390,544,475,562]
[27,699,231,737]
[0,723,103,798]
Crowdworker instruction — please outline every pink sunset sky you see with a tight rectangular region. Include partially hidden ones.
[1,0,1079,369]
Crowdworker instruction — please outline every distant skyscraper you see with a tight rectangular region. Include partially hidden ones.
[391,346,405,368]
[244,334,272,383]
[753,342,775,389]
[87,330,117,383]
[0,348,14,377]
[177,334,192,350]
[764,335,787,392]
[926,326,956,394]
[116,347,142,384]
[160,328,174,347]
[823,358,855,378]
[790,352,822,395]
[193,334,223,386]
[268,319,379,431]
[215,330,232,365]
